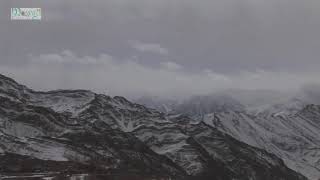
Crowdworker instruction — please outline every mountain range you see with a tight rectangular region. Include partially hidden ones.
[0,73,315,180]
[137,92,320,180]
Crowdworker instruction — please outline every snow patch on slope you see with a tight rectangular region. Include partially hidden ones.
[29,91,95,116]
[153,140,187,154]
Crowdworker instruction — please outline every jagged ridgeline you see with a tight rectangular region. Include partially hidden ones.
[0,74,307,180]
[138,91,320,180]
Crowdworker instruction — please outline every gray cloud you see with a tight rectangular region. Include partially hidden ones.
[1,51,320,99]
[1,0,320,98]
[300,84,320,104]
[160,61,182,70]
[130,41,169,55]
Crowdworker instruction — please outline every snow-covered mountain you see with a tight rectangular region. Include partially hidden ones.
[168,93,320,180]
[0,73,307,180]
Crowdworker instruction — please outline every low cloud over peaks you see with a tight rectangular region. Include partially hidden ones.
[1,51,320,100]
[1,0,320,99]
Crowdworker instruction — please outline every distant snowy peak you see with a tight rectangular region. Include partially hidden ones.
[249,98,308,117]
[245,88,320,118]
[173,94,245,120]
[135,95,178,114]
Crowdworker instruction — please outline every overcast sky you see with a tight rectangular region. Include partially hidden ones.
[1,0,320,98]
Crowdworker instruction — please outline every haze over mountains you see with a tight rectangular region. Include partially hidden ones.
[136,89,320,180]
[0,73,314,180]
[135,87,320,116]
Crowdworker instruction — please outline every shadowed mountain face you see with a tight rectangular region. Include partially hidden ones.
[0,74,307,180]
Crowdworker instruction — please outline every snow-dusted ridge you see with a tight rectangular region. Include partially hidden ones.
[0,74,308,180]
[160,93,320,180]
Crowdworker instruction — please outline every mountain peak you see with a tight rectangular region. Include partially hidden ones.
[173,94,245,120]
[0,73,19,84]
